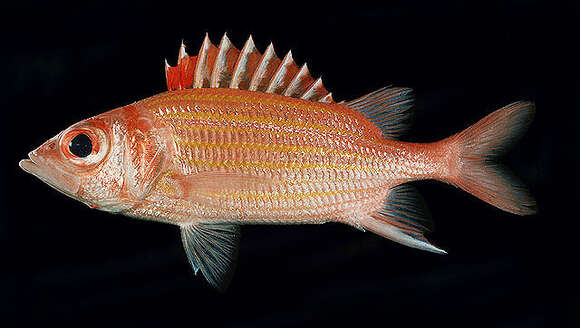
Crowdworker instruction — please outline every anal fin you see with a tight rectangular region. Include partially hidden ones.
[180,223,241,291]
[360,184,446,254]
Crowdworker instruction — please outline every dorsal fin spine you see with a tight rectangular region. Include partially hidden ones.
[164,59,175,90]
[211,33,240,88]
[178,42,197,89]
[248,43,280,92]
[230,35,262,89]
[284,63,315,97]
[178,41,188,62]
[320,92,334,103]
[301,77,328,101]
[266,50,299,94]
[193,34,218,88]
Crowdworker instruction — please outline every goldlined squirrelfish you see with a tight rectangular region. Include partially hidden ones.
[19,33,536,290]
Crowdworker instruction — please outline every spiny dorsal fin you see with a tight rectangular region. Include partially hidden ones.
[165,33,334,103]
[345,87,414,140]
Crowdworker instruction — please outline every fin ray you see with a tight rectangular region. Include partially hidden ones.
[359,184,445,254]
[180,223,241,291]
[346,87,414,140]
[444,101,536,215]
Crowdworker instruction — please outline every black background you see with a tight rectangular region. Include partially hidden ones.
[1,1,577,327]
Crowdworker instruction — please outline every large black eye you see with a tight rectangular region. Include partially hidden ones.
[69,134,92,158]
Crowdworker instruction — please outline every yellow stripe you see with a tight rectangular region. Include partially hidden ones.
[176,156,383,172]
[173,138,380,163]
[147,90,383,143]
[159,110,363,140]
[202,186,380,201]
[171,122,378,146]
[190,200,359,215]
[193,188,384,213]
[167,114,379,144]
[148,91,357,122]
[172,123,305,139]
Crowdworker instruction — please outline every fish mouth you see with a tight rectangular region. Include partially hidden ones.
[19,152,80,199]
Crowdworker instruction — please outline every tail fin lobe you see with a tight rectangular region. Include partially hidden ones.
[445,101,536,215]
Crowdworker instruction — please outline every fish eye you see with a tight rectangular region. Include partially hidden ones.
[69,133,92,158]
[59,125,108,168]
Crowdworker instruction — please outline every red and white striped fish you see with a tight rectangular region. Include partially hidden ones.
[19,33,536,290]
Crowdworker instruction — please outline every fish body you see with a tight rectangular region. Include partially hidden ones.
[20,34,536,289]
[127,88,442,227]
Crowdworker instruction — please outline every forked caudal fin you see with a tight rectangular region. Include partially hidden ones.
[443,101,537,215]
[359,101,535,255]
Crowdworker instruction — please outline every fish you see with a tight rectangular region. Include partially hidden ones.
[19,33,536,290]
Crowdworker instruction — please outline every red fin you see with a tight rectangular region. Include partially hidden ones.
[284,64,315,97]
[301,77,329,102]
[230,35,262,89]
[164,34,334,103]
[177,42,197,89]
[193,34,218,88]
[165,60,180,91]
[248,43,281,92]
[266,51,300,94]
[211,33,241,88]
[165,42,198,91]
[444,101,536,215]
[319,92,334,103]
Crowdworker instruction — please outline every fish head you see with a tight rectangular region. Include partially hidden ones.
[19,105,167,212]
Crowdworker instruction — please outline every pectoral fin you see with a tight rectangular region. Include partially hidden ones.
[180,223,241,291]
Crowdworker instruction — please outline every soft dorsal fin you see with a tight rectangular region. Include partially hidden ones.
[345,87,414,139]
[165,33,334,103]
[180,223,241,291]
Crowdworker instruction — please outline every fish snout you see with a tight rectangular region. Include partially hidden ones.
[19,140,81,198]
[19,149,43,176]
